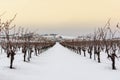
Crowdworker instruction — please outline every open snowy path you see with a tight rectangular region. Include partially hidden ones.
[0,43,120,80]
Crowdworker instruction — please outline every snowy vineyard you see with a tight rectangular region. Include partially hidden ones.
[0,15,120,80]
[0,42,120,80]
[61,40,120,70]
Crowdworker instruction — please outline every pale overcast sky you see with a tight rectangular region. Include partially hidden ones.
[0,0,120,36]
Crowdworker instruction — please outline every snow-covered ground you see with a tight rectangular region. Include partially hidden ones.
[0,43,120,80]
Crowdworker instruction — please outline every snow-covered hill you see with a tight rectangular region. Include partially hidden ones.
[0,43,120,80]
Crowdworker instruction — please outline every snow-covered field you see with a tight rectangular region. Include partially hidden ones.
[0,43,120,80]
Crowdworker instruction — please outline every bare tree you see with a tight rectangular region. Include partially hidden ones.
[2,14,17,69]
